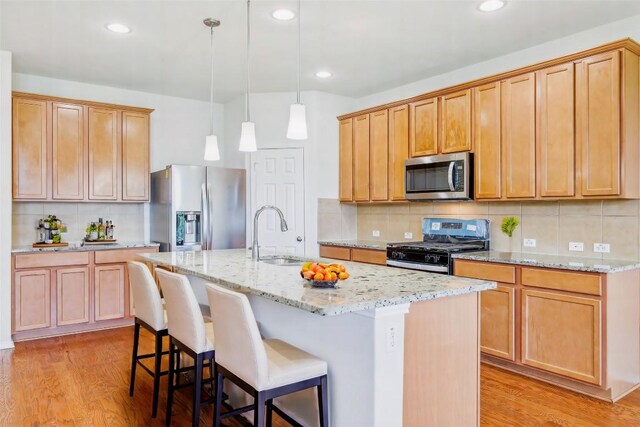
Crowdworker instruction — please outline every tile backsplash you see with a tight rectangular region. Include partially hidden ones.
[355,200,640,261]
[12,202,145,247]
[317,199,357,241]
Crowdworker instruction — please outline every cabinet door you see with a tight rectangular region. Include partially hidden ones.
[538,63,575,197]
[369,110,389,201]
[521,289,601,385]
[473,82,501,199]
[440,89,472,153]
[353,114,370,202]
[12,97,48,199]
[576,51,621,196]
[480,285,515,361]
[52,103,85,200]
[339,118,354,202]
[88,107,119,200]
[122,111,150,201]
[388,105,409,201]
[502,73,536,198]
[14,269,51,331]
[409,98,438,157]
[56,267,90,326]
[94,264,125,321]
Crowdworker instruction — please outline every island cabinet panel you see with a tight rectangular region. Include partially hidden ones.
[14,269,51,331]
[94,264,125,321]
[88,107,120,200]
[537,63,576,198]
[480,285,515,361]
[473,82,502,199]
[388,105,409,200]
[501,73,536,199]
[369,110,389,201]
[121,111,150,201]
[338,118,354,202]
[52,103,85,200]
[409,97,438,157]
[521,289,601,385]
[577,51,621,197]
[440,89,472,154]
[12,97,48,200]
[56,267,90,326]
[353,114,371,202]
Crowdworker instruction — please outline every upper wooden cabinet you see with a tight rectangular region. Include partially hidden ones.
[388,105,409,201]
[338,118,354,202]
[440,89,472,153]
[473,82,502,199]
[409,98,438,157]
[12,97,48,200]
[369,110,389,201]
[12,92,153,202]
[353,114,371,202]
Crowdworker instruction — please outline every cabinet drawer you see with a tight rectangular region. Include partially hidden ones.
[521,268,602,296]
[351,248,387,265]
[453,260,516,284]
[15,252,90,269]
[319,246,351,261]
[94,248,157,264]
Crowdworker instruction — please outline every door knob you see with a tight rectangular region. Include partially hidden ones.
[296,236,303,242]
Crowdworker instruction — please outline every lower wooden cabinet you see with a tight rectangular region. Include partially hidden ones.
[319,245,386,265]
[94,264,125,321]
[56,267,89,326]
[14,269,51,332]
[480,285,515,361]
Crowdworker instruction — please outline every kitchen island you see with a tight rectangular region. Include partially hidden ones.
[140,249,496,427]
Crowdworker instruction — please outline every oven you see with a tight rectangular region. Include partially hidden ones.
[404,152,472,200]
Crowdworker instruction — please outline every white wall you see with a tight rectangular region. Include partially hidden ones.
[356,14,640,110]
[0,51,14,349]
[223,90,354,256]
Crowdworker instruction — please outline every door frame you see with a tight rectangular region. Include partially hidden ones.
[249,147,306,256]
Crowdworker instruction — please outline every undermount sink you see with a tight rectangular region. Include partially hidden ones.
[260,256,304,266]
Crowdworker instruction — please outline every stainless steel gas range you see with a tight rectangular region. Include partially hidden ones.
[386,218,489,274]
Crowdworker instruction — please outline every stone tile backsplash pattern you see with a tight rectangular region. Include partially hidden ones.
[12,202,145,247]
[317,199,358,241]
[354,200,640,261]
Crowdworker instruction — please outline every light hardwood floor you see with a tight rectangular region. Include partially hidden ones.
[1,326,640,426]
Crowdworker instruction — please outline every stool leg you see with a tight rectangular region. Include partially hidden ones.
[166,342,175,427]
[318,375,328,427]
[192,353,203,427]
[266,399,273,426]
[214,370,224,427]
[254,392,266,427]
[151,331,163,418]
[129,322,140,396]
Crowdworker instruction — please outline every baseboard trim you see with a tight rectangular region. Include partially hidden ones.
[0,339,15,349]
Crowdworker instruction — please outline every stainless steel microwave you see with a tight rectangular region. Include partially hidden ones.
[404,152,473,200]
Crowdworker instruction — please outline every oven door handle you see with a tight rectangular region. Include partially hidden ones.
[386,259,449,273]
[447,161,456,192]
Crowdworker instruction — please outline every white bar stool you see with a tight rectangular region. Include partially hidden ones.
[205,283,329,427]
[128,261,169,418]
[156,268,216,427]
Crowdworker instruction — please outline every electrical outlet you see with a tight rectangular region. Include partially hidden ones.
[594,243,610,253]
[372,230,380,237]
[404,232,413,240]
[523,238,536,248]
[386,326,397,352]
[569,242,584,252]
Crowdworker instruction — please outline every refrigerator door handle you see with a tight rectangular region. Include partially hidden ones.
[207,184,214,250]
[201,183,209,250]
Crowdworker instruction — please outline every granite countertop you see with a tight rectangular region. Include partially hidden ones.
[12,242,160,254]
[139,249,496,316]
[452,251,640,273]
[317,239,389,251]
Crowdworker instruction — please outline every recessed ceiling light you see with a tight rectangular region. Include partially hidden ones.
[106,23,131,34]
[315,71,332,79]
[477,0,506,12]
[272,9,295,21]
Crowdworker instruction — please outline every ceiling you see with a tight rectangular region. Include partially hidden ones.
[2,0,640,102]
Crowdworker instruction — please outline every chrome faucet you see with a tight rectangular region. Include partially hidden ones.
[252,205,289,261]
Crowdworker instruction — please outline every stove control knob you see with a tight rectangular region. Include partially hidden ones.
[391,251,405,260]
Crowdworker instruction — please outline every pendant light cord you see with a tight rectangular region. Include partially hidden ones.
[296,0,301,104]
[246,0,251,121]
[209,25,215,134]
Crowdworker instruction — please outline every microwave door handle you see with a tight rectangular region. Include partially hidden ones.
[447,161,456,192]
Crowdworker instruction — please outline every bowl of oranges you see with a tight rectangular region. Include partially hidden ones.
[300,262,350,288]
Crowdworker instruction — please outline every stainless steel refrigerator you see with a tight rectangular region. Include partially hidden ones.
[150,165,246,252]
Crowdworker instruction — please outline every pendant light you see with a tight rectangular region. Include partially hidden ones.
[204,18,221,161]
[239,0,257,152]
[286,0,308,140]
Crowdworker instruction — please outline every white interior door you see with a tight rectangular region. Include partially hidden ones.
[251,148,305,256]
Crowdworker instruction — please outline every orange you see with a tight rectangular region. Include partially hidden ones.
[303,271,315,280]
[311,264,321,273]
[338,272,350,280]
[324,273,332,281]
[313,272,324,281]
[339,265,346,273]
[330,272,338,281]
